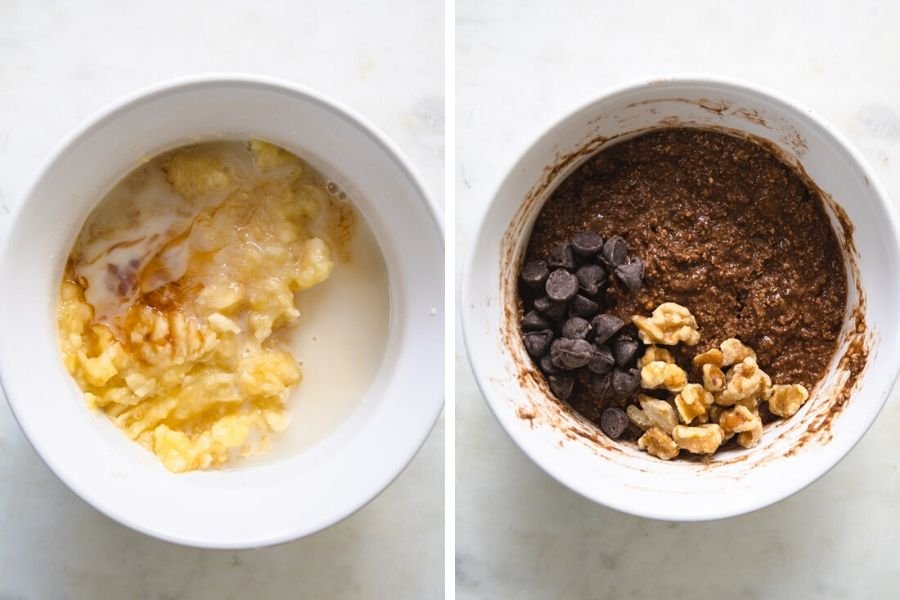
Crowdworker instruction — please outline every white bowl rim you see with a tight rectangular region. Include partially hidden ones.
[0,73,445,547]
[461,72,900,521]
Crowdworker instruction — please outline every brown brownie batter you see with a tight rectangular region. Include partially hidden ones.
[522,127,847,435]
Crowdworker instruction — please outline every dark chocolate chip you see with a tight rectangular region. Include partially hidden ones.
[572,230,604,256]
[600,407,629,439]
[522,310,551,331]
[545,303,568,321]
[547,243,575,270]
[587,344,615,374]
[550,338,592,370]
[569,294,600,319]
[523,329,554,357]
[611,367,641,395]
[610,335,640,367]
[520,260,549,287]
[548,373,575,400]
[539,353,560,374]
[561,317,592,340]
[601,236,628,267]
[591,314,625,345]
[534,295,553,312]
[546,269,578,302]
[615,256,644,292]
[590,371,612,396]
[534,296,567,321]
[575,263,606,295]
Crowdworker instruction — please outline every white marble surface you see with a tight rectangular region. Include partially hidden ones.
[0,1,443,598]
[456,1,900,598]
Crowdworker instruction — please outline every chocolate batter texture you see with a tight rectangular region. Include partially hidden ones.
[521,127,847,436]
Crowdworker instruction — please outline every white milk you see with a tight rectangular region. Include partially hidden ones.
[277,215,390,457]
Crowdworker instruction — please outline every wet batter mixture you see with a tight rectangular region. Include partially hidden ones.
[521,127,847,440]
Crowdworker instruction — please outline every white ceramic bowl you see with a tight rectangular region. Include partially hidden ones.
[462,75,900,521]
[0,75,444,547]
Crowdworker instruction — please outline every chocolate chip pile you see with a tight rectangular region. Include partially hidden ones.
[519,231,645,438]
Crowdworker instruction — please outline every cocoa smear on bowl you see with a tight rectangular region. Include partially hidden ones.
[519,127,853,448]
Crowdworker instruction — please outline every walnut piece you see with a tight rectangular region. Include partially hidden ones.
[638,396,678,434]
[638,427,679,460]
[719,405,760,434]
[768,384,810,418]
[716,357,762,406]
[702,363,726,393]
[627,396,679,435]
[632,302,701,346]
[693,348,724,368]
[735,394,761,412]
[759,370,773,401]
[640,361,688,392]
[672,424,725,454]
[639,345,675,367]
[737,420,763,448]
[720,338,756,366]
[706,405,735,442]
[626,404,652,430]
[674,383,714,424]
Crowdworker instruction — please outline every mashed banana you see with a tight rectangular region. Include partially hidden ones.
[58,140,353,472]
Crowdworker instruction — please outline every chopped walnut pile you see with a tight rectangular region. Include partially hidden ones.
[629,304,810,461]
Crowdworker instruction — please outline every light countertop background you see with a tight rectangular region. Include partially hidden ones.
[456,1,900,598]
[0,1,443,599]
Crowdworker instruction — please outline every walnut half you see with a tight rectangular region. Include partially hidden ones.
[640,361,688,392]
[627,396,678,435]
[674,383,714,425]
[639,345,675,367]
[720,338,756,366]
[638,427,679,460]
[719,405,760,434]
[768,384,810,418]
[715,357,762,406]
[672,424,724,454]
[693,348,724,368]
[632,302,701,346]
[702,363,726,393]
